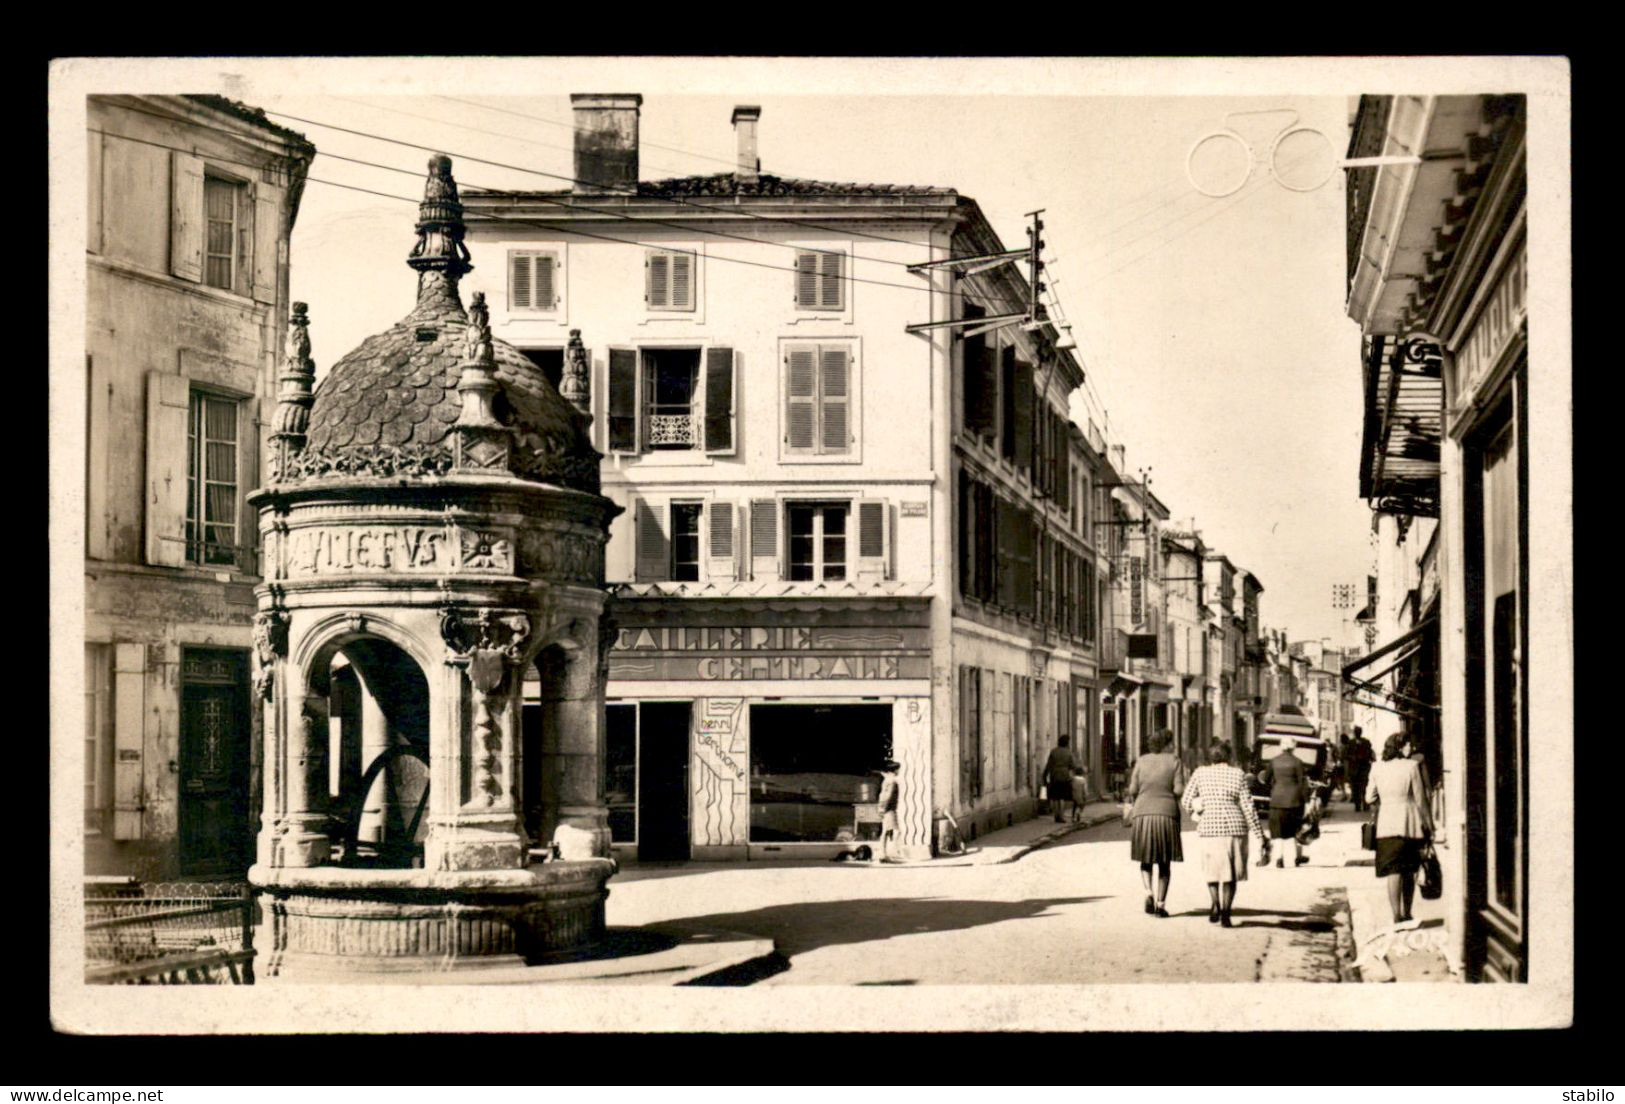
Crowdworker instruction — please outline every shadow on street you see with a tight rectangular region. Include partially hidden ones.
[661,895,1105,959]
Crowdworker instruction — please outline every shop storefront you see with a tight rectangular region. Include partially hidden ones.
[591,596,935,861]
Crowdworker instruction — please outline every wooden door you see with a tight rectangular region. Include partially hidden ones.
[179,651,251,876]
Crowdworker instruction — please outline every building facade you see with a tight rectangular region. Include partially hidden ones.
[1160,525,1211,763]
[1234,570,1267,756]
[1344,92,1567,983]
[83,95,313,881]
[462,96,1093,860]
[1097,464,1175,783]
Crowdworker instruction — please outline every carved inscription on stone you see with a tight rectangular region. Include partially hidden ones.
[285,525,514,577]
[517,529,602,586]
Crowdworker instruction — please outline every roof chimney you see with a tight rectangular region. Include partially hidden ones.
[571,94,642,194]
[731,105,761,182]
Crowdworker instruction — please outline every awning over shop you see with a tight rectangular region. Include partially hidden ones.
[1106,671,1143,696]
[1144,683,1170,704]
[1342,615,1439,716]
[1358,334,1443,518]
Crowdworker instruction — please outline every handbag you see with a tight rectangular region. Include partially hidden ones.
[1120,802,1134,828]
[1360,819,1377,851]
[1419,844,1443,900]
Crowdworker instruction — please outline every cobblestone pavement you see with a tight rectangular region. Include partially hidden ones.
[607,804,1367,985]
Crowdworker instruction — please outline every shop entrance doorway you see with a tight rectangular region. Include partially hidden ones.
[638,701,692,861]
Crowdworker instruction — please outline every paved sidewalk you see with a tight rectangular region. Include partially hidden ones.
[1344,858,1455,982]
[951,801,1124,864]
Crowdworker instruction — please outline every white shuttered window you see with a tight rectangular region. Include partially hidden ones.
[646,249,696,311]
[509,250,559,312]
[794,249,845,311]
[783,343,854,456]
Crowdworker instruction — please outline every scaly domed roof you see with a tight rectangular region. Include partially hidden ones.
[288,155,600,492]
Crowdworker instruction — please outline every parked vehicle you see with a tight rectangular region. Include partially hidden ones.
[1248,713,1331,820]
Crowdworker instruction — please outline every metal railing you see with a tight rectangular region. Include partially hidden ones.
[84,881,255,985]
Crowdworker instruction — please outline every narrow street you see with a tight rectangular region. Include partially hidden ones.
[607,803,1363,985]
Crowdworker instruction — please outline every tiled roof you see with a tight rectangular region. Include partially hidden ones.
[473,172,956,200]
[182,95,315,152]
[301,285,600,492]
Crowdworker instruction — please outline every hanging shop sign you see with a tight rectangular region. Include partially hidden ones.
[609,622,931,682]
[1130,555,1144,625]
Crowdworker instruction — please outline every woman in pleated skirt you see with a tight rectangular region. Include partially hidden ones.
[1124,730,1186,917]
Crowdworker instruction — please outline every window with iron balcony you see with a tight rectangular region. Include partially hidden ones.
[606,346,736,457]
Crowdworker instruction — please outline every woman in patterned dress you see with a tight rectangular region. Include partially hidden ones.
[1124,729,1185,918]
[1182,743,1271,928]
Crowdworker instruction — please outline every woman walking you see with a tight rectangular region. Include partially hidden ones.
[1366,733,1434,925]
[1042,735,1081,824]
[1182,743,1271,928]
[1124,730,1185,918]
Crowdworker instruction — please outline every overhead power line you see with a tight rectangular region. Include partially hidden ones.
[88,123,1041,316]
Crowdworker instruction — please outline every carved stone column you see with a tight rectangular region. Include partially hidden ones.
[252,607,290,867]
[427,606,532,871]
[536,613,613,860]
[357,683,390,847]
[281,695,331,867]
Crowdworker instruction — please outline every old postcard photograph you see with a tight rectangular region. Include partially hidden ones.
[47,54,1573,1034]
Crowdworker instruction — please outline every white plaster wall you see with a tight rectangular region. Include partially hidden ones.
[465,223,942,588]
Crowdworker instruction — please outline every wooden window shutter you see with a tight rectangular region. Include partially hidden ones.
[251,181,282,304]
[1017,507,1037,615]
[819,346,851,454]
[706,501,738,581]
[607,348,639,452]
[994,497,1017,609]
[646,251,669,308]
[112,643,146,840]
[633,498,669,582]
[749,498,780,580]
[88,130,104,255]
[1057,417,1067,495]
[959,666,973,802]
[976,482,995,602]
[794,252,818,307]
[144,371,188,567]
[170,151,204,283]
[703,346,736,455]
[534,254,557,311]
[962,307,997,435]
[999,344,1017,460]
[819,251,844,309]
[784,346,818,452]
[856,500,888,581]
[510,252,533,311]
[670,251,694,310]
[957,469,974,599]
[1013,358,1035,475]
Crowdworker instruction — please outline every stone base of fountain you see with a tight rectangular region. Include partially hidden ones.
[251,860,615,979]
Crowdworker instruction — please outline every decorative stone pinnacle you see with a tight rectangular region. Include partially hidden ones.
[464,292,495,369]
[451,292,511,470]
[270,302,317,478]
[408,154,472,311]
[561,329,591,416]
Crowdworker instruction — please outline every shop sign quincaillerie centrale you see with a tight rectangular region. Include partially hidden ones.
[608,624,930,681]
